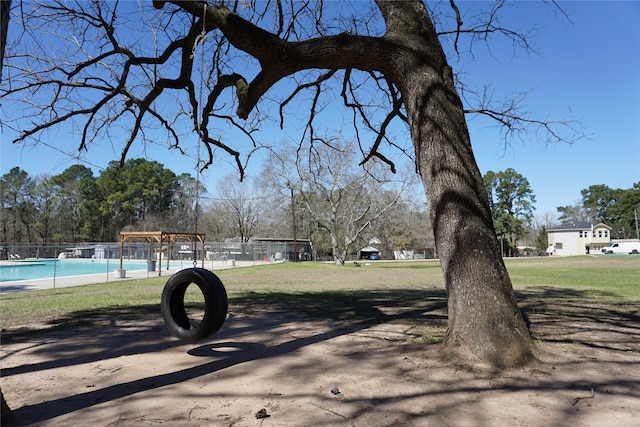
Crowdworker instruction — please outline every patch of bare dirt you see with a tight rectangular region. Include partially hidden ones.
[1,301,639,426]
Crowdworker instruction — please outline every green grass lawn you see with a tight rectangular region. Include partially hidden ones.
[1,256,638,332]
[505,256,640,297]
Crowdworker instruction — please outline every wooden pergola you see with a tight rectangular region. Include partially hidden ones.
[119,231,206,276]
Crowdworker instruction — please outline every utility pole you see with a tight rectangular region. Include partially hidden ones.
[288,183,298,262]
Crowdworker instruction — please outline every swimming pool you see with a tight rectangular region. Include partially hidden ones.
[0,259,164,282]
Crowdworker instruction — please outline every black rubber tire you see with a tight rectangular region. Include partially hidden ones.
[161,268,228,342]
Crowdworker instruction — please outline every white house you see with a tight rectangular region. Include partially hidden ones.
[547,221,611,256]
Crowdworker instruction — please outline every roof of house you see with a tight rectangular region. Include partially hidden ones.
[548,221,611,231]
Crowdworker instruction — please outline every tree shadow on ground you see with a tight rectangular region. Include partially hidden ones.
[2,286,639,426]
[1,304,182,378]
[2,303,162,343]
[229,289,449,325]
[2,288,448,425]
[516,286,640,353]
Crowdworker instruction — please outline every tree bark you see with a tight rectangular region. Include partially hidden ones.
[378,1,534,367]
[0,0,10,83]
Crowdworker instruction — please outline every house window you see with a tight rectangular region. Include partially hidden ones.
[579,231,583,238]
[556,242,563,249]
[598,230,603,238]
[605,230,609,238]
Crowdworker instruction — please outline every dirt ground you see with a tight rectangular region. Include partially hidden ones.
[1,297,639,427]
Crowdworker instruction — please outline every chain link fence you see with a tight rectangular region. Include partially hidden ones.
[1,239,313,263]
[0,239,314,291]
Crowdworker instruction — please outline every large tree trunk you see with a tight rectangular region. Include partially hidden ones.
[411,73,534,367]
[380,2,534,368]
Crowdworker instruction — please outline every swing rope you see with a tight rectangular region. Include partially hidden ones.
[191,4,207,267]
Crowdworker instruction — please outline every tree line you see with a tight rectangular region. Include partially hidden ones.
[1,159,200,245]
[4,155,636,261]
[0,146,433,262]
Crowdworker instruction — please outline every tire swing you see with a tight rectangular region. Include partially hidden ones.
[161,268,228,342]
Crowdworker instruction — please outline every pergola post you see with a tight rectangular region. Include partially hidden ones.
[119,234,124,270]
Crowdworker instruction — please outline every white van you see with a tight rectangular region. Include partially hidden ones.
[602,240,640,254]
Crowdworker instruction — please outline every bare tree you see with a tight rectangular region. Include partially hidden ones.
[266,140,407,264]
[1,1,583,367]
[208,174,267,249]
[372,189,433,259]
[556,201,597,223]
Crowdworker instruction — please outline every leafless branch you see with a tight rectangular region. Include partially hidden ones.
[448,0,463,56]
[464,86,586,147]
[2,0,583,180]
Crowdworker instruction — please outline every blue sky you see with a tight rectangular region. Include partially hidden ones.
[464,1,640,214]
[1,1,639,217]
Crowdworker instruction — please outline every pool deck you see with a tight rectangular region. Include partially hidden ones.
[0,260,269,293]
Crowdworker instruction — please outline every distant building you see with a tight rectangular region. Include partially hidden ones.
[359,246,380,260]
[547,221,611,256]
[251,238,312,261]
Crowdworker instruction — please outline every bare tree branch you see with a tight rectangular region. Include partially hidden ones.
[3,0,583,179]
[463,86,586,147]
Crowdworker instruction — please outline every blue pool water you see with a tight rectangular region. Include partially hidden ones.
[0,259,158,282]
